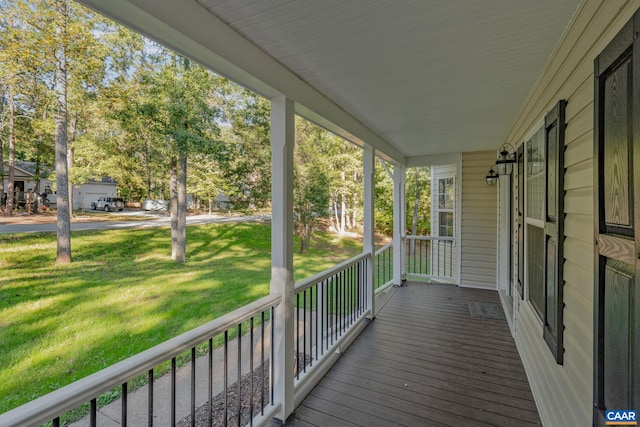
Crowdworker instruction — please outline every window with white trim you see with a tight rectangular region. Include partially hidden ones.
[436,176,455,237]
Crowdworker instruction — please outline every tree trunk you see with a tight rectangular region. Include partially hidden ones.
[170,156,178,260]
[352,179,358,231]
[67,113,77,212]
[66,144,74,212]
[55,0,71,264]
[0,89,5,213]
[300,232,307,254]
[175,153,187,263]
[5,84,16,216]
[306,222,313,246]
[145,138,151,199]
[35,154,41,203]
[340,193,346,234]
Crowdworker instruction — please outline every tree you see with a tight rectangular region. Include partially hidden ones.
[0,0,32,216]
[406,166,430,256]
[221,90,271,209]
[322,133,362,234]
[295,163,330,253]
[374,159,394,237]
[294,118,331,253]
[109,49,223,263]
[53,0,71,263]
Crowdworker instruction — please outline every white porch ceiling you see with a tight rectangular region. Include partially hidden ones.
[78,0,581,163]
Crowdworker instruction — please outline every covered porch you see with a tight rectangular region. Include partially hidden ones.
[6,0,635,425]
[288,282,540,427]
[0,278,540,426]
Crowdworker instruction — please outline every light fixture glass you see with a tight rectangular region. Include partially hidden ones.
[485,167,499,186]
[495,143,515,175]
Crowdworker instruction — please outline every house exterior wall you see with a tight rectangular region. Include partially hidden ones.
[500,1,640,425]
[73,182,118,210]
[460,151,497,289]
[1,168,52,195]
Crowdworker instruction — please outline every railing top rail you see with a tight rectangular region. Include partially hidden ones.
[374,242,393,256]
[0,294,281,427]
[405,235,456,241]
[295,252,370,292]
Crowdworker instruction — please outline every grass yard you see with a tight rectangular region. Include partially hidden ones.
[0,222,362,414]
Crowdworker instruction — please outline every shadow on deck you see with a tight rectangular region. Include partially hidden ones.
[286,282,541,426]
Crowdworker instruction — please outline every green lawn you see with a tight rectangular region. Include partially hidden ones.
[0,222,362,414]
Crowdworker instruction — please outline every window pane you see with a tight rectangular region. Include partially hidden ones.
[437,177,454,209]
[439,212,454,237]
[527,128,545,220]
[527,224,544,318]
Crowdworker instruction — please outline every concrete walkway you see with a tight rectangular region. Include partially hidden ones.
[0,214,270,234]
[70,322,274,427]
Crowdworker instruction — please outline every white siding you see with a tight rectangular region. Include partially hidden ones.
[502,1,640,425]
[460,151,497,289]
[73,183,118,210]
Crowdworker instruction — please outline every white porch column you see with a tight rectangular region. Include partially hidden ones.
[393,164,406,286]
[270,96,295,422]
[363,144,375,317]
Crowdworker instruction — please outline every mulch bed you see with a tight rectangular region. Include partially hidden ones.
[177,363,270,427]
[178,353,312,427]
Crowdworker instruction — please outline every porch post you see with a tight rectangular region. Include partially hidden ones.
[363,144,375,317]
[270,95,295,422]
[393,164,406,286]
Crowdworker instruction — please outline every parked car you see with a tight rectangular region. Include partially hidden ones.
[90,196,124,212]
[142,199,169,212]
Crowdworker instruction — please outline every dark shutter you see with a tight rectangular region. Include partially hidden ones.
[593,9,640,426]
[517,144,525,299]
[543,100,566,364]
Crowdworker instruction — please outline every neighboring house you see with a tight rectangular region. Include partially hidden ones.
[2,161,118,210]
[215,193,231,209]
[71,178,118,211]
[1,161,53,196]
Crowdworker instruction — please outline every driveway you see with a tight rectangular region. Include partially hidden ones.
[0,213,271,234]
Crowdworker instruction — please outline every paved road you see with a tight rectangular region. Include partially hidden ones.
[0,214,270,234]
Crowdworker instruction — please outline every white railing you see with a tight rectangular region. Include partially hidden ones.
[374,242,394,292]
[291,252,372,406]
[405,236,457,282]
[0,295,281,427]
[0,252,379,426]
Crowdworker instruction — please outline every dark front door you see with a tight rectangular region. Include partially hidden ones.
[594,10,640,425]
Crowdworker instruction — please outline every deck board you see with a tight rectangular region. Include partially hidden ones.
[287,282,542,426]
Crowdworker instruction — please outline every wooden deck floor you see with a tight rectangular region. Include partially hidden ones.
[286,282,541,427]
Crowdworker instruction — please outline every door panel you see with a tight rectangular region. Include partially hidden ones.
[603,59,633,233]
[545,238,558,335]
[603,259,633,410]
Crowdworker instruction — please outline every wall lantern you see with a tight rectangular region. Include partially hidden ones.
[485,167,499,186]
[495,143,515,175]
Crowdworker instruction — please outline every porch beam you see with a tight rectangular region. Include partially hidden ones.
[393,164,406,285]
[269,96,295,422]
[363,144,376,317]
